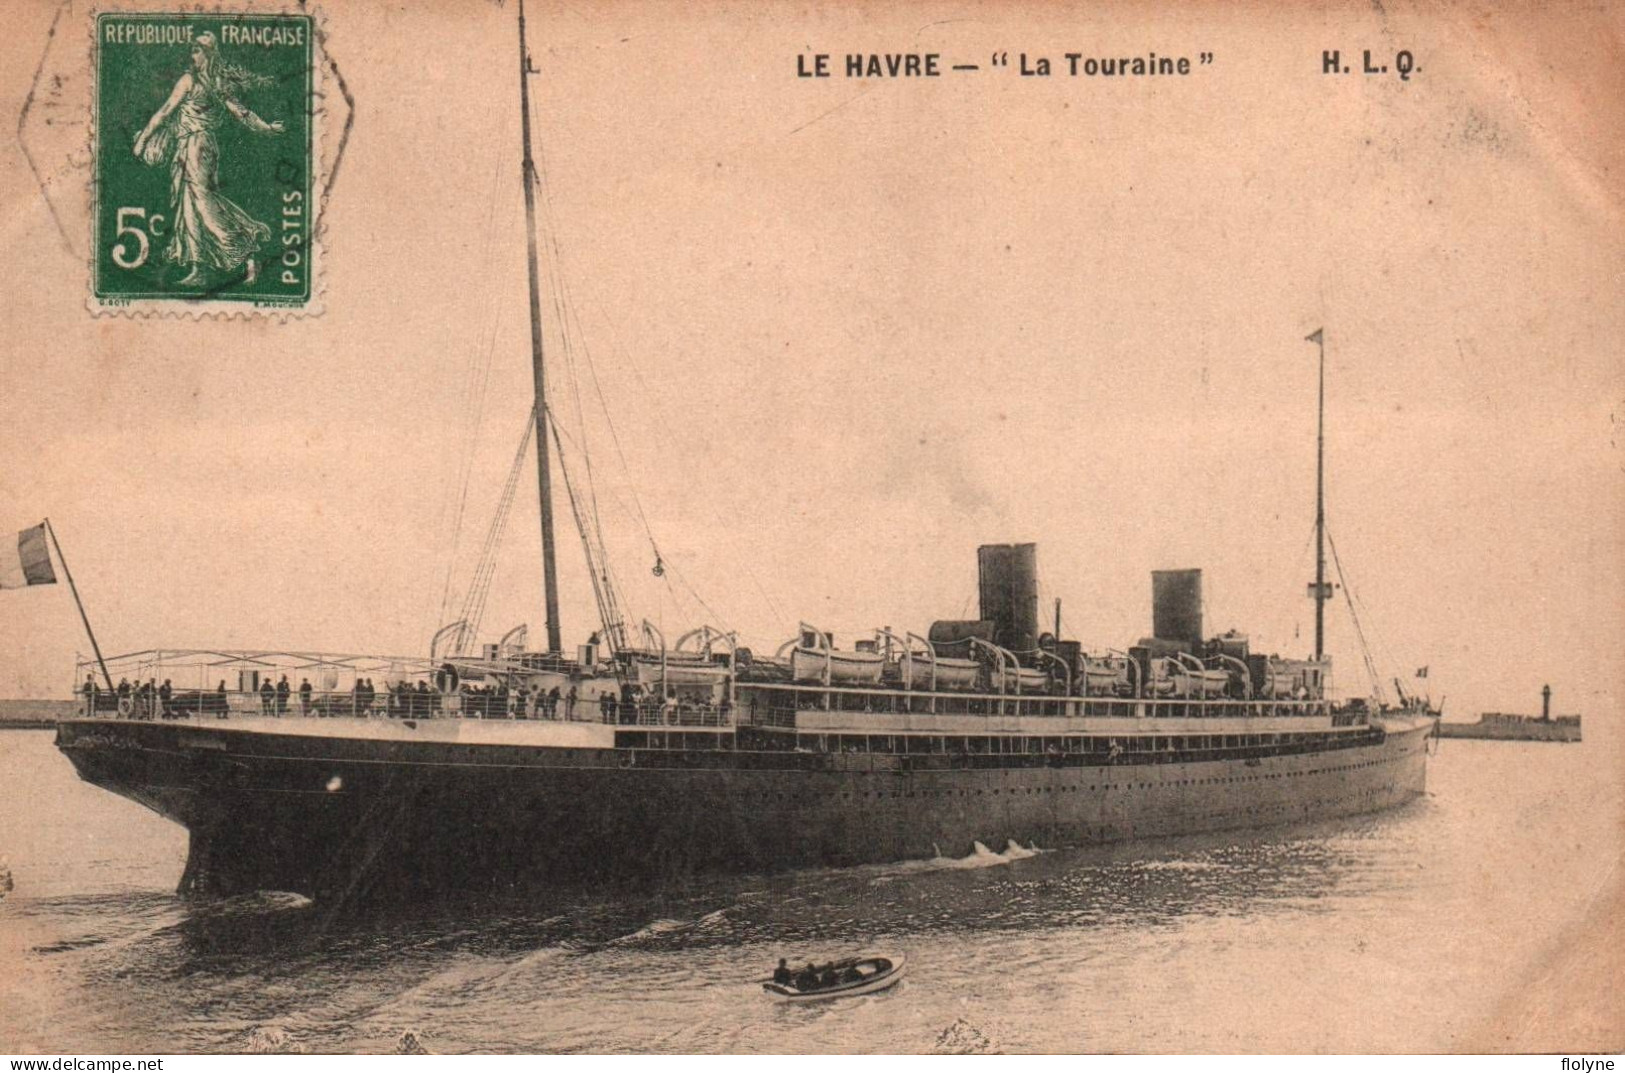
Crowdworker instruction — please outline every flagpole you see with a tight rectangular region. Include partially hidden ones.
[44,518,113,693]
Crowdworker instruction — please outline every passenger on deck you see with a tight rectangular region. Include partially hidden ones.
[215,680,228,719]
[260,678,276,716]
[276,675,290,717]
[158,679,173,718]
[415,680,431,718]
[565,685,577,720]
[299,678,313,715]
[773,959,793,986]
[82,675,97,716]
[546,686,561,720]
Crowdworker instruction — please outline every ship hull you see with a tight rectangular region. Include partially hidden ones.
[55,716,1432,904]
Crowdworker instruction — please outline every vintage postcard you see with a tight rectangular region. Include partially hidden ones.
[0,0,1619,1059]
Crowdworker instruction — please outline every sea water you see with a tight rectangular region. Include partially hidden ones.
[0,725,1618,1054]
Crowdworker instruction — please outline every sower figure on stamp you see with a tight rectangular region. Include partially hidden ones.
[131,31,284,286]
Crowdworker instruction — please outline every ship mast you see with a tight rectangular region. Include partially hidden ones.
[1306,328,1328,661]
[518,0,562,655]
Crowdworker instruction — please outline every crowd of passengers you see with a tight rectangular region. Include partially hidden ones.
[84,673,730,724]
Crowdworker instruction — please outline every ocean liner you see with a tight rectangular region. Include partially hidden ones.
[53,0,1438,903]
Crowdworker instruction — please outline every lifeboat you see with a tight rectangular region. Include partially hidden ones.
[630,656,730,689]
[1082,656,1132,696]
[1147,659,1180,697]
[993,666,1050,693]
[898,656,981,690]
[1175,667,1230,699]
[790,646,885,685]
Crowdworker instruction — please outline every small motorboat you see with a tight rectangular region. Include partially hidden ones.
[762,954,905,1002]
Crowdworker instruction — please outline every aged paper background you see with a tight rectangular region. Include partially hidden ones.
[1,0,1621,1053]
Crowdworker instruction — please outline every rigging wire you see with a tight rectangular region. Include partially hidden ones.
[548,411,731,640]
[529,139,639,642]
[452,407,536,654]
[548,412,627,652]
[1335,521,1410,695]
[739,558,788,630]
[1325,524,1386,702]
[435,114,518,639]
[531,130,676,573]
[525,134,732,643]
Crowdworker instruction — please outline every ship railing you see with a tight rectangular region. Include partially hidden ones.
[733,696,1338,725]
[78,684,1341,725]
[609,702,732,728]
[78,687,452,721]
[738,703,797,730]
[71,686,659,724]
[76,687,742,728]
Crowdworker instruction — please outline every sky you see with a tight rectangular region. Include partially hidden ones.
[0,0,1620,727]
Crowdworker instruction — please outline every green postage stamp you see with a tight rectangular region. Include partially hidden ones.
[93,12,319,313]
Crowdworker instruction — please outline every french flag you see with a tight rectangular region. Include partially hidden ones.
[0,523,57,590]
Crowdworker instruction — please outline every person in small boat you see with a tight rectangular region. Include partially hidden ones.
[795,963,819,991]
[773,959,793,986]
[818,964,839,989]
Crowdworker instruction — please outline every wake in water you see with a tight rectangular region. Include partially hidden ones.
[1135,859,1224,873]
[607,918,699,946]
[874,840,1045,880]
[601,906,740,948]
[183,890,314,918]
